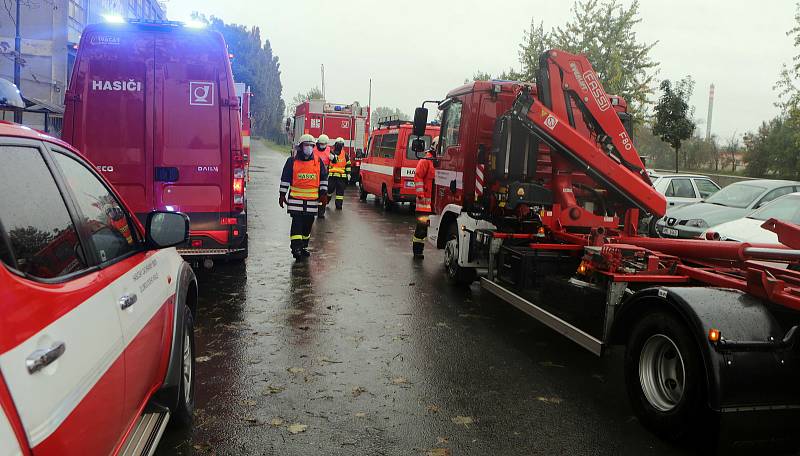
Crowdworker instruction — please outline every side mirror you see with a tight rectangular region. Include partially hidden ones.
[411,138,427,158]
[146,211,190,249]
[412,107,428,137]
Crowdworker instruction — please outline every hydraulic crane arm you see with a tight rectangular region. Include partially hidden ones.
[520,50,667,219]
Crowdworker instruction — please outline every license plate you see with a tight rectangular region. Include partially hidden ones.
[661,227,679,237]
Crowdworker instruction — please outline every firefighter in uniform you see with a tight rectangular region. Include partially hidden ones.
[412,136,438,258]
[328,137,351,210]
[315,134,332,218]
[279,134,329,260]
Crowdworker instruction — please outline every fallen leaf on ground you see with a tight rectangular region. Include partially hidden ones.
[539,361,565,368]
[426,404,440,413]
[195,356,212,363]
[287,367,305,374]
[436,322,450,328]
[240,399,256,406]
[287,423,308,434]
[242,416,259,423]
[262,385,285,396]
[351,386,367,397]
[193,443,211,451]
[451,415,474,426]
[318,357,343,363]
[391,376,409,385]
[269,418,284,427]
[436,436,449,444]
[427,449,451,456]
[536,396,562,404]
[354,411,366,418]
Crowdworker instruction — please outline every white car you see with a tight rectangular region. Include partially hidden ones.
[641,172,721,235]
[649,171,721,208]
[707,192,800,244]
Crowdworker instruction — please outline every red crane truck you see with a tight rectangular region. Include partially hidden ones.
[411,50,800,447]
[292,99,370,183]
[63,19,248,267]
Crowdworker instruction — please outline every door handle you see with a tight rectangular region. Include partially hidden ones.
[26,342,66,374]
[119,293,138,310]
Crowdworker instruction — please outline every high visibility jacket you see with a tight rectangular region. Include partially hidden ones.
[414,152,435,213]
[315,146,331,167]
[329,149,350,177]
[290,156,321,200]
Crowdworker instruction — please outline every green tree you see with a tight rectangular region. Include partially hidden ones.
[652,77,696,172]
[204,17,286,140]
[516,0,659,122]
[370,106,408,130]
[286,87,324,118]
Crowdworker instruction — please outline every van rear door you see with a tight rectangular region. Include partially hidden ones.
[64,29,153,217]
[153,31,233,242]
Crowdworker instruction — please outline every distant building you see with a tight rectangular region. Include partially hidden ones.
[0,0,165,132]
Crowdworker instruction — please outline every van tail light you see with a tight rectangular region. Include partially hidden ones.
[233,167,245,211]
[393,167,401,184]
[242,130,251,161]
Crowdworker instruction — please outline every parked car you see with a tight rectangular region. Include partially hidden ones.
[640,172,721,235]
[0,120,198,455]
[654,179,800,239]
[706,192,800,244]
[359,119,440,210]
[63,19,248,266]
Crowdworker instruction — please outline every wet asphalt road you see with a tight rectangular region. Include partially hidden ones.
[156,141,687,455]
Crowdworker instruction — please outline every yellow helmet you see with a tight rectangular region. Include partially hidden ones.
[317,134,330,145]
[335,137,345,144]
[298,133,314,145]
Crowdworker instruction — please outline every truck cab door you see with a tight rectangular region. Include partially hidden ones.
[435,98,465,211]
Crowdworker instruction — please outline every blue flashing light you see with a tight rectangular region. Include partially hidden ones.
[103,14,125,23]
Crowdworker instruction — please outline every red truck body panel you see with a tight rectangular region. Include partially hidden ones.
[63,22,246,258]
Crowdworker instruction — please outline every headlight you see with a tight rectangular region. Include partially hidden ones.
[684,219,708,228]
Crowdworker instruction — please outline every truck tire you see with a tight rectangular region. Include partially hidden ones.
[169,305,196,428]
[624,311,706,440]
[382,187,393,212]
[359,183,368,201]
[444,222,476,285]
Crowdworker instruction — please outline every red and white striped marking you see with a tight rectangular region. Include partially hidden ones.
[475,164,485,200]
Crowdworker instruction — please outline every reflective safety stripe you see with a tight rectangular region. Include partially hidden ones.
[290,235,304,240]
[412,236,427,243]
[302,235,311,240]
[335,196,344,200]
[290,186,319,199]
[330,172,346,177]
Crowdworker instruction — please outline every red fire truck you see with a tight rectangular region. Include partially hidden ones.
[235,83,253,177]
[411,50,800,447]
[292,99,369,183]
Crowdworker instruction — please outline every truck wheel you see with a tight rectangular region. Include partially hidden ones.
[169,305,196,428]
[624,311,706,440]
[444,223,476,285]
[359,184,368,201]
[382,187,393,212]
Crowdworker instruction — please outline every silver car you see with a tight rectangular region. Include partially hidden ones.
[654,179,800,239]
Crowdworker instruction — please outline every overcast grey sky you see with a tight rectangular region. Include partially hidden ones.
[166,0,795,141]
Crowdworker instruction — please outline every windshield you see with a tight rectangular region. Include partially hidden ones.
[406,135,432,160]
[704,183,766,208]
[748,194,800,223]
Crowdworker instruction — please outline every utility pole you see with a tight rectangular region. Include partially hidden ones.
[13,0,22,123]
[705,83,714,141]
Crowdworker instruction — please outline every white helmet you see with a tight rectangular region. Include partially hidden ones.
[298,133,314,145]
[317,134,330,146]
[335,137,345,144]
